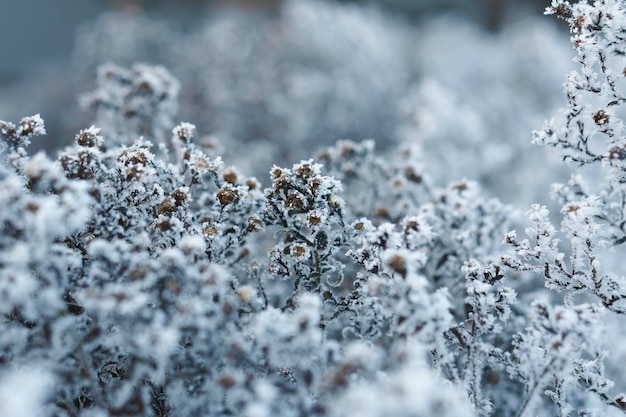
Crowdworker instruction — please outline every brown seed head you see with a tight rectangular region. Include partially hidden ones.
[374,207,390,219]
[223,169,238,185]
[157,197,177,215]
[307,213,322,227]
[609,145,626,160]
[246,179,257,190]
[387,254,407,277]
[217,187,239,206]
[290,244,309,259]
[593,110,609,126]
[553,2,573,19]
[203,224,218,237]
[404,167,422,183]
[572,14,585,32]
[296,163,314,178]
[171,189,188,206]
[405,220,419,233]
[218,375,236,389]
[285,192,305,209]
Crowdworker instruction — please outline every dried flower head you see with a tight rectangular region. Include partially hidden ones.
[76,126,104,148]
[592,110,609,126]
[223,169,238,185]
[387,254,407,277]
[217,186,240,207]
[172,122,196,144]
[290,243,310,260]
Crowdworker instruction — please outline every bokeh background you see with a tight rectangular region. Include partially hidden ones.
[0,0,552,81]
[0,0,572,209]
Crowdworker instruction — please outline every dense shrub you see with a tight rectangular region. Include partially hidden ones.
[4,0,626,416]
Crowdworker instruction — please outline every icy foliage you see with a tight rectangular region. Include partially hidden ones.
[500,0,626,414]
[80,63,180,146]
[0,104,506,416]
[5,1,626,416]
[505,0,626,311]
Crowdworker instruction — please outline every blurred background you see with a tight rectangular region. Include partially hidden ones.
[0,0,555,85]
[0,0,572,208]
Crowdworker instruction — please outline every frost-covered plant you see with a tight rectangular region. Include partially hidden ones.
[0,114,47,171]
[80,63,180,146]
[314,139,526,415]
[499,0,626,414]
[6,1,626,417]
[507,0,626,314]
[1,97,518,416]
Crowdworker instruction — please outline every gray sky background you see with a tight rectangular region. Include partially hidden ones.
[0,0,550,83]
[0,1,109,81]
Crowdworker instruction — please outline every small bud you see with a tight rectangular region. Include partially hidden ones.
[374,207,390,219]
[295,163,314,178]
[285,192,305,209]
[551,2,573,19]
[328,194,343,210]
[157,197,177,215]
[154,218,172,231]
[404,220,419,233]
[245,179,258,190]
[203,224,218,237]
[307,213,322,227]
[608,145,626,161]
[592,110,609,126]
[404,166,422,183]
[217,186,239,206]
[171,189,189,206]
[340,143,356,158]
[223,169,238,185]
[238,286,254,303]
[290,243,310,260]
[76,126,103,148]
[218,375,237,389]
[452,181,468,192]
[271,167,284,179]
[387,254,407,277]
